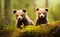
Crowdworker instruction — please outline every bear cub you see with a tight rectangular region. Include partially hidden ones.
[13,9,34,28]
[35,8,48,25]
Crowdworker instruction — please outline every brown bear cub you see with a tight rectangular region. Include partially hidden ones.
[13,9,34,28]
[35,8,48,25]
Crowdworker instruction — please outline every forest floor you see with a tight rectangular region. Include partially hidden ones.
[0,21,60,37]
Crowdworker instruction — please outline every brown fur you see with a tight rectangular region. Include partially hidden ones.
[36,17,47,25]
[35,8,48,25]
[13,9,34,28]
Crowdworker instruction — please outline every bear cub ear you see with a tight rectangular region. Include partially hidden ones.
[13,10,16,14]
[36,8,39,11]
[23,9,26,13]
[45,8,48,12]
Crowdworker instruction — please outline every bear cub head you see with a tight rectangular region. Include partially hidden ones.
[13,9,26,21]
[36,8,48,19]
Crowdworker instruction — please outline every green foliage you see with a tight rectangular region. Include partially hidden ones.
[1,0,60,25]
[1,0,60,37]
[48,0,60,21]
[0,25,21,37]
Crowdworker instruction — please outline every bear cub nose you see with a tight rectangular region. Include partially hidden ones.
[41,16,43,18]
[19,18,21,20]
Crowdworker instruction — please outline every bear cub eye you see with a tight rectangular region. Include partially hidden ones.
[16,15,19,17]
[43,13,45,14]
[21,15,23,16]
[38,13,41,15]
[21,15,25,16]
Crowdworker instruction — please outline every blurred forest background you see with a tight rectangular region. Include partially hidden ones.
[0,0,60,25]
[0,0,60,37]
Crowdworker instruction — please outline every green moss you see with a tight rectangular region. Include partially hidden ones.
[0,21,60,37]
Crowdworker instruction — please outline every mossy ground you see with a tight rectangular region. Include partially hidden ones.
[0,21,60,37]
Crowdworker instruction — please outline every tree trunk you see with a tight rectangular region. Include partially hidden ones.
[45,0,48,8]
[4,0,11,25]
[0,0,1,18]
[32,0,36,11]
[32,0,36,6]
[0,0,1,24]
